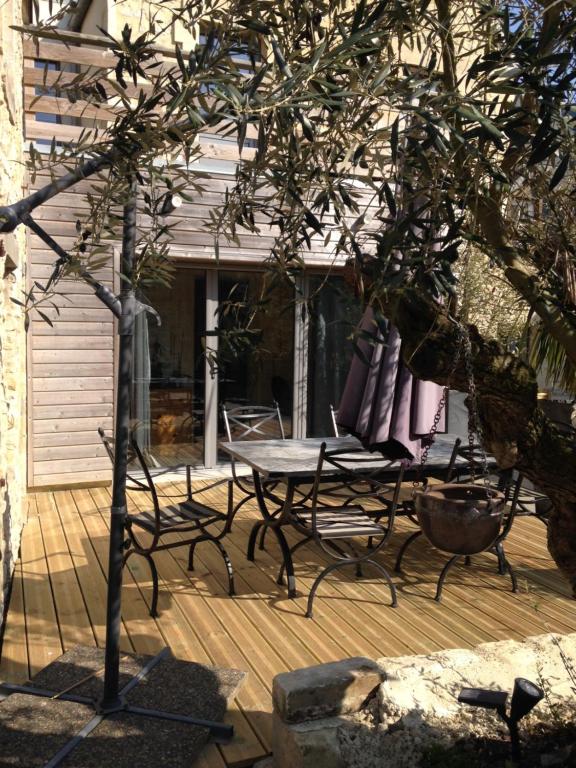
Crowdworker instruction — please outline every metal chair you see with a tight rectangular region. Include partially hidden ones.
[446,437,552,526]
[445,437,501,485]
[98,428,234,617]
[222,401,286,527]
[280,443,404,618]
[506,473,552,525]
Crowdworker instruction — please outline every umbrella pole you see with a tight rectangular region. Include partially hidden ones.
[99,178,137,713]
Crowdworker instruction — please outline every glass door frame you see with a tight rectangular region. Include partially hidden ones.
[201,266,312,467]
[157,262,340,468]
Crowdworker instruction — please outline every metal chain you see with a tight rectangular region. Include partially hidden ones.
[414,320,489,490]
[414,323,465,489]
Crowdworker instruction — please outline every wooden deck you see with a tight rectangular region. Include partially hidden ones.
[2,481,576,768]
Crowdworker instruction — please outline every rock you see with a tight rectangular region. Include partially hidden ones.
[272,713,346,768]
[252,757,275,768]
[269,633,576,768]
[378,632,576,732]
[273,657,383,724]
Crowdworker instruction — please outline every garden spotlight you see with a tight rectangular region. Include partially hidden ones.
[509,677,544,722]
[458,677,543,763]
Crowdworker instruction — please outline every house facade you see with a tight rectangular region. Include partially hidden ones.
[23,0,367,487]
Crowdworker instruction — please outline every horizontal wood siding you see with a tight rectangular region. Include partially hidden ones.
[27,168,369,487]
[27,173,116,487]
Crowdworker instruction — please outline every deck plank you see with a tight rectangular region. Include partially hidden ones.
[0,559,29,683]
[19,496,63,676]
[56,489,132,650]
[2,482,575,768]
[35,491,96,650]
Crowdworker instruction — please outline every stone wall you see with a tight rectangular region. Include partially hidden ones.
[0,2,27,622]
[268,633,576,768]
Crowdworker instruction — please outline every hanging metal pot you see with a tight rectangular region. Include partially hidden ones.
[414,484,506,555]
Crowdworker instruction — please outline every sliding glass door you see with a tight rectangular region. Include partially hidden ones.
[131,267,206,467]
[130,265,359,468]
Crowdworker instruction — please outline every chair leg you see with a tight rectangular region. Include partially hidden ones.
[434,555,460,602]
[124,549,159,618]
[464,555,472,567]
[306,559,398,618]
[394,530,423,573]
[143,553,159,618]
[247,521,264,562]
[225,481,235,532]
[494,542,506,575]
[228,491,255,533]
[277,536,312,586]
[364,559,398,608]
[306,562,343,618]
[212,539,235,596]
[502,555,519,594]
[257,504,285,551]
[188,542,196,571]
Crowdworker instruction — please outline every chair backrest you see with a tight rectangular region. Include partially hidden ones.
[310,442,405,534]
[98,427,169,539]
[97,427,156,496]
[222,401,285,442]
[445,438,491,483]
[445,438,510,499]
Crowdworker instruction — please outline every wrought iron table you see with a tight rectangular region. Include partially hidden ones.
[219,434,476,597]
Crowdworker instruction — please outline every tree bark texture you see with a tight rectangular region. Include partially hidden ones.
[380,287,576,596]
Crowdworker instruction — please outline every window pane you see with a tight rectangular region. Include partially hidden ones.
[131,268,206,467]
[218,271,294,448]
[307,276,362,437]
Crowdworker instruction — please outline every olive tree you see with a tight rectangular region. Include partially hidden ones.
[213,0,576,593]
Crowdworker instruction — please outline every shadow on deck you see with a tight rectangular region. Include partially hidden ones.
[1,481,575,767]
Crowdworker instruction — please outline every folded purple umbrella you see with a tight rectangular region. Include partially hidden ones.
[337,306,445,461]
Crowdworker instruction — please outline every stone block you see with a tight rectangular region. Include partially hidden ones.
[272,712,345,768]
[252,757,275,768]
[273,657,383,724]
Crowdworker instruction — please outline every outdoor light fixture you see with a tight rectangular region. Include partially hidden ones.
[458,678,544,763]
[159,192,183,216]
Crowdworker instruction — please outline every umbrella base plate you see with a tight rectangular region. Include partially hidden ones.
[0,646,245,767]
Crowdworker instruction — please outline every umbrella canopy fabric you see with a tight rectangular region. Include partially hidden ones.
[337,306,445,461]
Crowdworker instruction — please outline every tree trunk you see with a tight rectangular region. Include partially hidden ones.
[380,287,576,596]
[547,500,576,595]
